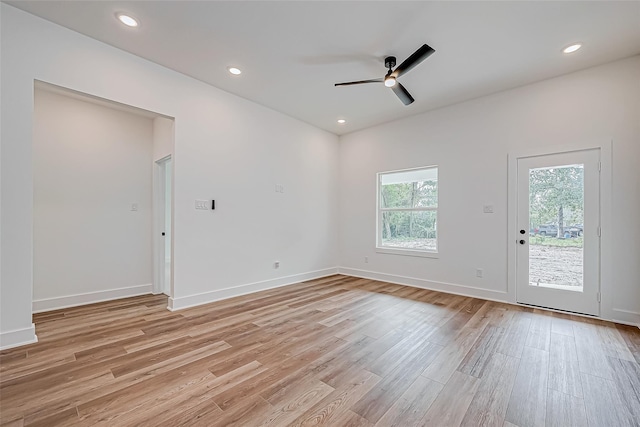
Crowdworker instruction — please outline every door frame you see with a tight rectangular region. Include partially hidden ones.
[507,140,612,318]
[153,155,173,296]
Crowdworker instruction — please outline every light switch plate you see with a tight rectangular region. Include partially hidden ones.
[195,200,209,210]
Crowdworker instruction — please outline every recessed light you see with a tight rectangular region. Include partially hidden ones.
[562,43,582,54]
[228,67,242,75]
[116,13,139,27]
[337,119,346,124]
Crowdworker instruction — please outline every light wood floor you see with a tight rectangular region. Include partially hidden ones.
[1,275,639,426]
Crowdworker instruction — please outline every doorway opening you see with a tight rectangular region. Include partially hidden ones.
[32,80,174,312]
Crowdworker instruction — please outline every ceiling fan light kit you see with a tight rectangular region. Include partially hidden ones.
[335,43,435,106]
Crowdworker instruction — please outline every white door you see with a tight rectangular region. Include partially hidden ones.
[516,149,600,316]
[155,156,172,296]
[162,158,172,295]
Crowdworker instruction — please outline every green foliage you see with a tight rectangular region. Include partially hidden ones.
[381,180,437,208]
[382,210,437,239]
[381,180,437,240]
[529,166,584,236]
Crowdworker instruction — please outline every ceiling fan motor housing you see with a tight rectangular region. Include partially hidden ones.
[384,56,396,70]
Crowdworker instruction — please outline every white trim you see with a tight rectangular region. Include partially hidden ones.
[380,207,438,212]
[167,268,339,311]
[375,247,439,258]
[507,141,610,160]
[32,284,152,313]
[338,267,508,300]
[0,324,38,350]
[507,151,518,303]
[599,140,614,322]
[611,308,640,328]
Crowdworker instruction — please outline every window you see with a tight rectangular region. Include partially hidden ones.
[377,166,438,256]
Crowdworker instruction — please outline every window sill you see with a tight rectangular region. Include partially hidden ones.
[376,247,439,258]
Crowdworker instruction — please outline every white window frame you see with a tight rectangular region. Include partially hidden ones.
[376,165,439,258]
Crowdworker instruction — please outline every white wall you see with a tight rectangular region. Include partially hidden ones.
[339,55,640,326]
[32,88,154,311]
[0,5,339,348]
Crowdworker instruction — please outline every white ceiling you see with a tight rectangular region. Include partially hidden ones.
[7,1,640,135]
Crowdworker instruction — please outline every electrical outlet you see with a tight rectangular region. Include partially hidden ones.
[274,261,280,269]
[476,268,483,278]
[364,256,369,263]
[131,203,138,211]
[275,184,285,193]
[483,205,494,214]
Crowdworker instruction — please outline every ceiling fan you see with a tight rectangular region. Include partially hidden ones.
[334,44,435,106]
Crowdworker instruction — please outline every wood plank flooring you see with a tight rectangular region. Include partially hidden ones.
[1,275,639,426]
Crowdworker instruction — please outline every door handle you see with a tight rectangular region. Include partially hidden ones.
[162,232,166,236]
[520,229,526,234]
[519,239,526,245]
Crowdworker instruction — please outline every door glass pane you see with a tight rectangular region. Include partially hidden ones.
[529,164,584,291]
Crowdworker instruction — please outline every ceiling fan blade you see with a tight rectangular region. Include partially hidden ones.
[391,44,435,78]
[392,82,415,105]
[334,78,383,86]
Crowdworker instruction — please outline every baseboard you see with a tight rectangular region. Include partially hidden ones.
[0,324,38,350]
[32,284,153,313]
[338,267,509,302]
[168,268,339,311]
[611,308,640,328]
